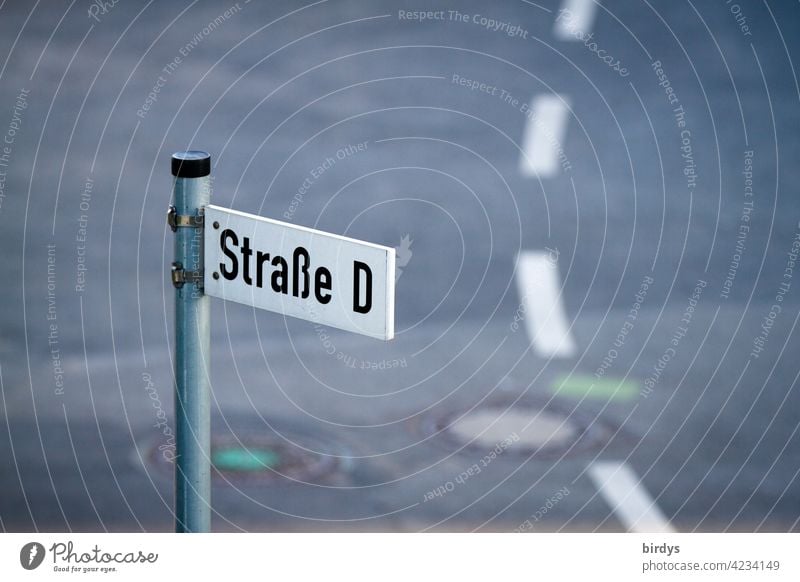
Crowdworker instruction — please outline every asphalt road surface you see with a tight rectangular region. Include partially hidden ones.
[1,0,799,532]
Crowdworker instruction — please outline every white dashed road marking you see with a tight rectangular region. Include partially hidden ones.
[589,461,676,533]
[515,251,577,358]
[554,0,599,40]
[518,95,571,178]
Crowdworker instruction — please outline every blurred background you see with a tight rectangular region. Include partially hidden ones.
[0,0,799,532]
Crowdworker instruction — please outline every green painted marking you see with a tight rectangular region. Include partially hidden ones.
[212,446,280,472]
[552,375,638,401]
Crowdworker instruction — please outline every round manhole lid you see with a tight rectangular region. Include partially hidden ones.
[424,401,611,458]
[448,407,579,450]
[145,428,341,485]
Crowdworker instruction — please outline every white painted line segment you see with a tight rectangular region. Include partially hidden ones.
[518,95,571,178]
[554,0,599,40]
[589,461,676,533]
[515,251,577,358]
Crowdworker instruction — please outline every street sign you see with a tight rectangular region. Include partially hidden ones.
[171,151,397,532]
[204,204,396,340]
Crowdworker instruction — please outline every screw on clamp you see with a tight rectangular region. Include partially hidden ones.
[171,261,204,289]
[167,205,205,232]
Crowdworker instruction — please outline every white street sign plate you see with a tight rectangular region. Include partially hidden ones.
[203,205,395,340]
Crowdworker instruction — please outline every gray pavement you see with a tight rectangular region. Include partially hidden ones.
[0,0,799,532]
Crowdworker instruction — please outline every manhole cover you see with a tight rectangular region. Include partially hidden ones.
[448,408,579,449]
[145,430,340,485]
[422,401,611,458]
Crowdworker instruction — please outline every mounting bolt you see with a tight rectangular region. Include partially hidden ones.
[213,272,220,280]
[213,221,219,229]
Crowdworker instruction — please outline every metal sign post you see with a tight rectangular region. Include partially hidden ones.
[169,151,212,533]
[167,149,395,532]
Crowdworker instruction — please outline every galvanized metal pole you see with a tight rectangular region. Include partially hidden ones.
[170,151,212,533]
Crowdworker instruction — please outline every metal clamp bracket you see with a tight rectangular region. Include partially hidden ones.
[167,205,205,232]
[171,262,203,289]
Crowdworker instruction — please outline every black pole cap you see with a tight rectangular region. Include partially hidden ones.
[171,151,211,178]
